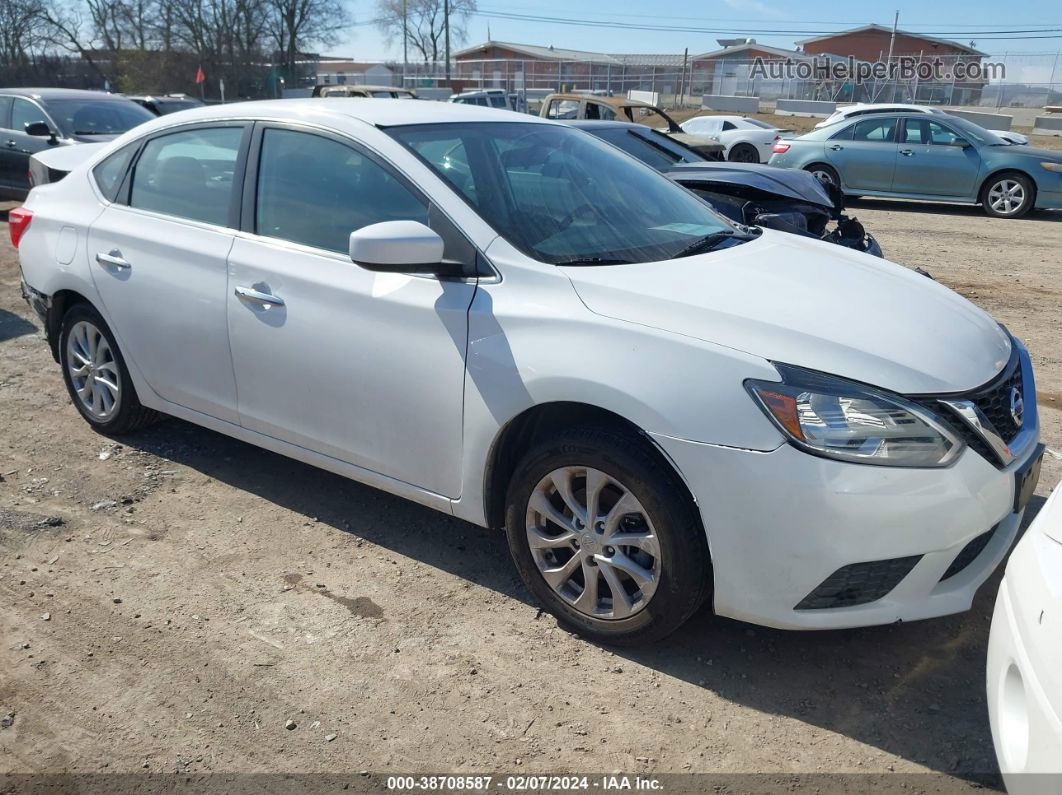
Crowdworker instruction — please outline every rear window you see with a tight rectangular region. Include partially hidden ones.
[129,126,243,225]
[42,98,153,137]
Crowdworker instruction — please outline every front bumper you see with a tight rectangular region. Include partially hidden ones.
[654,433,1034,629]
[987,492,1062,789]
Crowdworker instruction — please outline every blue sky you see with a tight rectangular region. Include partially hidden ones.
[333,0,1062,60]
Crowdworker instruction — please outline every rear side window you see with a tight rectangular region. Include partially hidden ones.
[254,128,428,253]
[93,144,136,201]
[129,127,243,226]
[851,117,898,142]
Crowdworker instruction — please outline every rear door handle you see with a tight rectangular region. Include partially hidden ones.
[5,140,16,148]
[829,144,844,151]
[234,285,285,307]
[899,149,914,156]
[95,250,131,270]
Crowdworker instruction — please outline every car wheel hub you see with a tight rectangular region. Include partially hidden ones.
[525,466,661,620]
[67,320,120,421]
[988,180,1025,215]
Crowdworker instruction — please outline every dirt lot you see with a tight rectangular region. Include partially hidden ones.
[0,197,1059,789]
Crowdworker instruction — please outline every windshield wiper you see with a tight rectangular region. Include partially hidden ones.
[552,256,633,266]
[673,230,739,259]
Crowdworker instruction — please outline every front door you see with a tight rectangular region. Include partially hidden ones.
[890,118,981,197]
[3,98,56,196]
[226,125,476,497]
[87,123,247,423]
[825,115,900,192]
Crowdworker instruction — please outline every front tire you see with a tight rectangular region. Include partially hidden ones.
[504,426,711,645]
[59,303,159,435]
[981,172,1034,218]
[727,143,760,163]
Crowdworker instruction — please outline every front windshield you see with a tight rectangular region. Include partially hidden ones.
[945,116,1008,145]
[44,98,154,136]
[387,122,735,265]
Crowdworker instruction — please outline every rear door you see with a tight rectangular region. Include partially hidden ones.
[86,122,249,423]
[890,117,981,196]
[824,116,899,191]
[0,96,14,193]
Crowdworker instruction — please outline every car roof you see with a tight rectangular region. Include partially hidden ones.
[566,120,649,131]
[545,93,657,110]
[838,103,932,114]
[0,88,132,101]
[136,97,551,129]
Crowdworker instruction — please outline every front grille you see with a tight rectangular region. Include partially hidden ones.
[795,555,922,610]
[914,347,1025,467]
[940,525,998,582]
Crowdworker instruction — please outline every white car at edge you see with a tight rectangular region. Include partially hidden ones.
[988,481,1062,792]
[815,103,1030,145]
[13,99,1043,644]
[679,114,786,163]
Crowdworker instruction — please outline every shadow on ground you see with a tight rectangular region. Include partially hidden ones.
[122,417,1048,785]
[0,308,36,342]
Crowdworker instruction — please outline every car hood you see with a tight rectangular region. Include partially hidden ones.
[997,144,1062,162]
[666,162,836,208]
[566,229,1011,394]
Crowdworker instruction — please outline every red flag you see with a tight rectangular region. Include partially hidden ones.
[195,66,205,84]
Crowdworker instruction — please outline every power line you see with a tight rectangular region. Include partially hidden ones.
[472,9,1062,40]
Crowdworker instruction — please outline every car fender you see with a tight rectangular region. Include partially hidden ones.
[452,237,784,526]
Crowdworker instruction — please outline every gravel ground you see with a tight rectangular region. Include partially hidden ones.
[0,199,1059,789]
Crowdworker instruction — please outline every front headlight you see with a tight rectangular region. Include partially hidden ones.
[745,365,964,467]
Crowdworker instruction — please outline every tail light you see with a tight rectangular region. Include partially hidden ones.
[8,207,33,248]
[772,142,791,154]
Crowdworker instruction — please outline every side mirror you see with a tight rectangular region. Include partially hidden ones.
[26,121,56,141]
[349,220,447,275]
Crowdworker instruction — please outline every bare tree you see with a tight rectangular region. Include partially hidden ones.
[0,0,49,68]
[266,0,350,80]
[375,0,476,65]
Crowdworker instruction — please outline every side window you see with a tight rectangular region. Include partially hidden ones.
[927,121,963,145]
[129,126,242,226]
[0,97,12,129]
[902,118,927,144]
[851,117,897,143]
[11,98,48,133]
[93,144,136,201]
[255,128,429,253]
[721,121,737,131]
[546,99,579,119]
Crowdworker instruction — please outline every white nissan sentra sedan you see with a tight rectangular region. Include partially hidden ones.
[14,99,1044,644]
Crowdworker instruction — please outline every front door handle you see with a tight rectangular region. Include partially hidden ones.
[5,140,16,148]
[234,285,285,307]
[828,144,844,151]
[95,250,131,270]
[899,149,914,156]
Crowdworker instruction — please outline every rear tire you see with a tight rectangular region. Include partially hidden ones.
[727,143,760,163]
[806,163,840,188]
[59,303,159,435]
[981,171,1034,218]
[504,425,711,646]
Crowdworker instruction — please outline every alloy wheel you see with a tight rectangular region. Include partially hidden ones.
[66,320,121,421]
[525,466,661,620]
[987,179,1026,215]
[811,168,836,185]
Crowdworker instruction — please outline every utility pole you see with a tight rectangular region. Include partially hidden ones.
[885,10,899,102]
[444,0,451,85]
[679,47,688,105]
[402,0,408,88]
